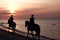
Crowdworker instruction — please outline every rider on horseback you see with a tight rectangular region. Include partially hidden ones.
[30,14,35,25]
[8,15,16,31]
[25,15,40,39]
[8,15,14,27]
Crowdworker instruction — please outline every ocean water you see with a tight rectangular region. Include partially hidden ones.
[0,19,60,40]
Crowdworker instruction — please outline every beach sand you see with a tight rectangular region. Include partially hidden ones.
[0,24,55,40]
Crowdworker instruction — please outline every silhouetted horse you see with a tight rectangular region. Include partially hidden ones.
[25,21,40,40]
[8,21,16,32]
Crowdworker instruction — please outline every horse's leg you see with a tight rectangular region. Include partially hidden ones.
[27,30,29,38]
[38,34,40,40]
[8,25,10,31]
[13,27,16,32]
[14,26,16,31]
[14,27,15,31]
[12,27,14,32]
[36,33,40,40]
[38,28,40,40]
[9,25,10,29]
[31,31,34,39]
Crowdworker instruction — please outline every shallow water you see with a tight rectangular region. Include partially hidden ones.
[0,19,60,40]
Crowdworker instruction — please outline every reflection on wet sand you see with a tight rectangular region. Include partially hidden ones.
[0,22,55,40]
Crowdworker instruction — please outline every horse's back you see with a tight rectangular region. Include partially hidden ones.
[12,22,16,27]
[34,24,40,29]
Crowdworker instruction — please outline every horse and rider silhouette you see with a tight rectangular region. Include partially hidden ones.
[8,14,40,39]
[8,15,16,32]
[25,15,40,40]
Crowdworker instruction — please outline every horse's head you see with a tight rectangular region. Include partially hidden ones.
[25,21,29,27]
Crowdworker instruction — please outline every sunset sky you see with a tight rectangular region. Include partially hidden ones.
[0,0,60,19]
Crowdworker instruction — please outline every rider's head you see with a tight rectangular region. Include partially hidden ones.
[11,15,13,17]
[31,14,34,18]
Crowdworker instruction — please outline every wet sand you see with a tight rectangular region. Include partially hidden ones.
[0,23,55,40]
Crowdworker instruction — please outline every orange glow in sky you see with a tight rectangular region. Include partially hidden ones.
[6,0,18,14]
[0,0,60,19]
[0,0,59,13]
